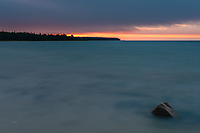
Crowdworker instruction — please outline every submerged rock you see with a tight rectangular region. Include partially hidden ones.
[152,102,175,117]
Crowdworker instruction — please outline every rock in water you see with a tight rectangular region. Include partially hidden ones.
[152,102,175,117]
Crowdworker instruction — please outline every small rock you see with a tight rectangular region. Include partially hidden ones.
[152,102,175,117]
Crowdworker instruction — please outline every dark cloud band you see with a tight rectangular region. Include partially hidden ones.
[1,0,200,32]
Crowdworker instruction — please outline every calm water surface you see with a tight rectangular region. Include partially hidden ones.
[0,41,200,133]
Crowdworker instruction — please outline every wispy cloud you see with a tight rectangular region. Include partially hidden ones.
[172,24,194,28]
[135,27,167,31]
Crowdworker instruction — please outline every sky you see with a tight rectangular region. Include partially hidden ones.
[1,0,200,40]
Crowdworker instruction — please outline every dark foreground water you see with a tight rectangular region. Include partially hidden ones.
[0,41,200,133]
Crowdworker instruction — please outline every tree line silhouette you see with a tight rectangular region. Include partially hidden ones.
[0,31,120,41]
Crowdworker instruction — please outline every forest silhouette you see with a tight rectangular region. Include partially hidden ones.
[0,31,120,41]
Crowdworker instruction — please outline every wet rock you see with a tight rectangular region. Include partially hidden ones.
[152,102,175,117]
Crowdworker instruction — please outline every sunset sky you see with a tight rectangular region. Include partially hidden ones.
[1,0,200,40]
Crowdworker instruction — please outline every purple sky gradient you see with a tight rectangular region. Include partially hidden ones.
[1,0,200,34]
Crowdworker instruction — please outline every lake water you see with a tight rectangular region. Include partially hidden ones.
[0,41,200,133]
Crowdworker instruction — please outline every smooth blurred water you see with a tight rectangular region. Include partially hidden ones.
[0,41,200,133]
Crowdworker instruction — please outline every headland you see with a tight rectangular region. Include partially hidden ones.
[0,31,120,41]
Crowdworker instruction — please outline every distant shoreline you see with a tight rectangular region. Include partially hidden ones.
[0,31,120,41]
[121,40,200,42]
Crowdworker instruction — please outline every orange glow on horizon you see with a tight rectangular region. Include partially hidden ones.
[70,32,200,41]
